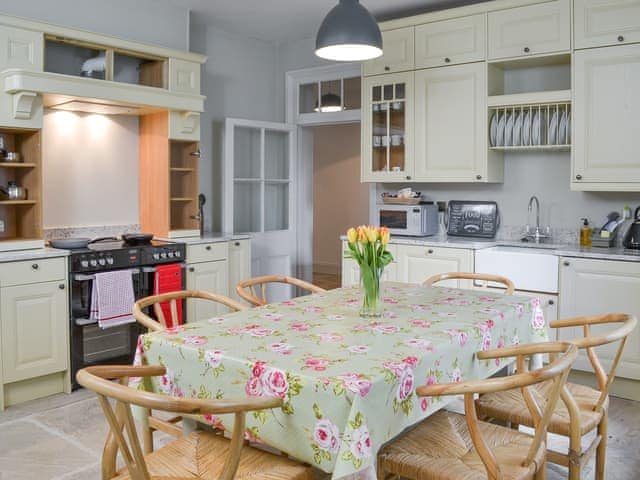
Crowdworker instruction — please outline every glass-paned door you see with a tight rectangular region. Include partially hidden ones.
[362,72,414,182]
[224,118,296,301]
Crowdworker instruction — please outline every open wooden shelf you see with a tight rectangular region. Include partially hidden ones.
[488,89,571,108]
[0,162,37,168]
[170,197,194,202]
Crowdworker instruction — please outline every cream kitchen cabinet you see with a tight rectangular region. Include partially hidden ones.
[574,0,640,49]
[341,241,399,287]
[168,58,201,95]
[572,43,640,190]
[186,259,229,320]
[362,27,414,76]
[415,14,486,69]
[487,0,571,60]
[414,62,501,182]
[169,111,200,142]
[361,72,414,182]
[0,25,43,71]
[397,245,474,288]
[228,239,252,302]
[558,257,640,380]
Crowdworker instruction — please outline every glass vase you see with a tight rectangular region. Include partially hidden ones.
[359,266,383,318]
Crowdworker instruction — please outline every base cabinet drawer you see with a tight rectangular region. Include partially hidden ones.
[397,245,473,288]
[0,258,66,287]
[1,281,68,383]
[187,242,228,264]
[186,260,229,321]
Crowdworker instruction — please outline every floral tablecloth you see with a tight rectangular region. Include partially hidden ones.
[134,282,548,479]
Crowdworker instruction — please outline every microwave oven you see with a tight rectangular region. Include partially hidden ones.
[376,203,439,237]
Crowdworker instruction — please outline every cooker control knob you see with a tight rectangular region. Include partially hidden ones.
[153,253,160,260]
[90,259,98,267]
[106,257,114,265]
[168,251,175,258]
[175,251,181,258]
[81,260,89,268]
[160,252,167,259]
[98,258,106,266]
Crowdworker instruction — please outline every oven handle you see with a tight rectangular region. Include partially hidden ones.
[74,268,141,282]
[141,263,187,274]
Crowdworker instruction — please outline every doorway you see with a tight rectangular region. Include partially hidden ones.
[311,123,368,290]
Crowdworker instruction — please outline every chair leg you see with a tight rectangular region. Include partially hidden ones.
[596,411,608,480]
[141,408,154,454]
[534,463,546,480]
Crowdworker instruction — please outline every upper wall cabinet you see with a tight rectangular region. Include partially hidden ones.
[362,27,414,76]
[572,43,640,190]
[168,58,201,95]
[415,14,486,69]
[487,0,571,60]
[0,26,42,71]
[574,0,640,49]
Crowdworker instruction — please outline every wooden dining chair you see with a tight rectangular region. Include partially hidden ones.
[236,275,326,307]
[377,341,578,480]
[133,290,247,332]
[77,365,313,480]
[476,313,637,480]
[424,272,516,294]
[132,290,247,453]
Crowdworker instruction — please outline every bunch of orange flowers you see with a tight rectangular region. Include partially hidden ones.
[346,225,390,246]
[345,225,393,272]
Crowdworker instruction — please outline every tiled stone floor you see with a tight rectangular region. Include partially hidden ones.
[1,389,638,479]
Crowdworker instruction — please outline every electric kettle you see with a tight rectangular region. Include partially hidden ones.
[622,206,640,250]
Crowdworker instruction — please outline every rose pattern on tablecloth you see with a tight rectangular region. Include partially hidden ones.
[134,282,548,480]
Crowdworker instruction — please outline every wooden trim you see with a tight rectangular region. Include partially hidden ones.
[139,112,169,237]
[424,272,515,294]
[236,275,326,307]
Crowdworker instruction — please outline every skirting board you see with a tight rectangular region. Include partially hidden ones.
[313,261,340,276]
[569,370,639,402]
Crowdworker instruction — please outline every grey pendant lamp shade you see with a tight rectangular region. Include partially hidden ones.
[315,0,383,61]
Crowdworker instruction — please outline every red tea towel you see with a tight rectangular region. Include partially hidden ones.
[154,263,183,328]
[90,270,136,329]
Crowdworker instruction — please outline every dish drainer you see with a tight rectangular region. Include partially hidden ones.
[489,101,571,150]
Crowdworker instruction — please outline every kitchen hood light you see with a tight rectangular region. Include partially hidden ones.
[314,93,345,113]
[50,100,139,115]
[315,0,383,61]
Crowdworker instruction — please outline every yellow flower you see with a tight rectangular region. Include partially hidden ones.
[380,227,390,246]
[358,226,368,243]
[365,226,378,243]
[347,227,357,244]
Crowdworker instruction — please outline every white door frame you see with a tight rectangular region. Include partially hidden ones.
[285,63,365,282]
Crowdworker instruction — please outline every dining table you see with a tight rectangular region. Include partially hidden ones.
[133,282,548,479]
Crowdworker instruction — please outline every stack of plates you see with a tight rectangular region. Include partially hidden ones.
[490,106,569,148]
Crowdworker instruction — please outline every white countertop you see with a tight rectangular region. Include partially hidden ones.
[158,233,251,245]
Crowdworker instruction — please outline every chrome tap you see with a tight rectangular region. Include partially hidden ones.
[525,195,550,243]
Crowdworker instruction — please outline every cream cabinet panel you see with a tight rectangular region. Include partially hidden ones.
[186,242,228,264]
[0,258,66,287]
[186,260,229,321]
[575,0,640,49]
[415,14,486,69]
[169,111,200,141]
[168,58,201,95]
[363,27,415,76]
[0,25,43,71]
[228,239,251,301]
[487,0,571,60]
[1,281,68,383]
[573,44,640,188]
[414,62,488,182]
[559,257,640,380]
[397,245,473,288]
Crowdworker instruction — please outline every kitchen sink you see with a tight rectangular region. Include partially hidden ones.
[475,246,559,293]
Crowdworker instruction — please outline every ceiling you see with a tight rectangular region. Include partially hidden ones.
[177,0,483,44]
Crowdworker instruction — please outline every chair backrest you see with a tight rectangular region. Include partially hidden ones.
[236,275,326,307]
[133,290,247,332]
[416,341,578,480]
[550,313,637,411]
[423,272,515,294]
[77,365,283,480]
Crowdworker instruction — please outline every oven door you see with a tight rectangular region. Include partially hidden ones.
[378,206,423,236]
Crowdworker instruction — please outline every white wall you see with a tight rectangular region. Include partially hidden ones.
[0,0,189,50]
[42,110,139,228]
[190,21,280,232]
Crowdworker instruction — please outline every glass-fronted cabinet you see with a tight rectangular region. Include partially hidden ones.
[362,72,414,182]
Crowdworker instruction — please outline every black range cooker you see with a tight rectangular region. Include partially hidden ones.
[68,239,186,389]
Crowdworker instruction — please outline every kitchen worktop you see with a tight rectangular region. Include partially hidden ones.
[0,247,70,263]
[158,233,251,245]
[342,235,640,262]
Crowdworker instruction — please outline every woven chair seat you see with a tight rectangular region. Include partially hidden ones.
[476,381,608,437]
[378,410,545,480]
[113,430,313,480]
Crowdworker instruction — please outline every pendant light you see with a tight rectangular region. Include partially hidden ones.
[315,0,383,62]
[314,93,344,113]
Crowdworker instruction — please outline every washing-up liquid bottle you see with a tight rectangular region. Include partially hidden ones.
[580,218,592,247]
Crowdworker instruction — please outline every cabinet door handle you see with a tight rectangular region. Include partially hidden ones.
[524,46,530,53]
[31,263,39,270]
[575,174,583,180]
[406,175,412,180]
[384,66,390,71]
[188,267,195,272]
[563,261,570,267]
[444,57,451,63]
[58,284,65,290]
[427,249,434,254]
[476,174,483,180]
[234,241,240,246]
[548,299,555,305]
[205,245,212,251]
[618,35,624,42]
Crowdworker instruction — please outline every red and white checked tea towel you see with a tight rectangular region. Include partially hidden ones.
[90,270,136,329]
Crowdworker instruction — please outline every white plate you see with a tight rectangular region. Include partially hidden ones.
[489,112,498,147]
[549,110,559,145]
[532,111,540,145]
[496,112,506,146]
[513,112,523,146]
[504,112,514,146]
[558,111,566,145]
[523,111,531,146]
